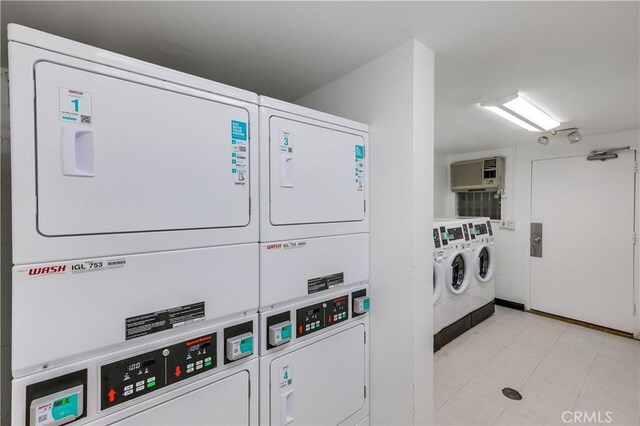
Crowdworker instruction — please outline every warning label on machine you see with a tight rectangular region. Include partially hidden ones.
[125,302,205,340]
[307,272,344,294]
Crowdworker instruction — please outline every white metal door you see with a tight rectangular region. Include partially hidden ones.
[269,325,366,425]
[269,117,366,225]
[530,152,636,333]
[35,62,250,236]
[112,370,250,425]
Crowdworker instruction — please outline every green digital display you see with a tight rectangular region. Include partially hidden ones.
[53,397,71,408]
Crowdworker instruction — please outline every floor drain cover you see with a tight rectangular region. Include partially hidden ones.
[502,387,522,400]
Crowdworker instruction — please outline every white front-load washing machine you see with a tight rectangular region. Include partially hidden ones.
[432,227,445,307]
[465,218,496,313]
[433,220,473,334]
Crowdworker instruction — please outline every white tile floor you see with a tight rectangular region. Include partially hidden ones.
[435,306,640,425]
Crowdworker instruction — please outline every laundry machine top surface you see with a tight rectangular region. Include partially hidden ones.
[259,96,368,132]
[9,24,259,104]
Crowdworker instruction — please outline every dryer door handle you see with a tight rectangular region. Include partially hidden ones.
[281,389,295,425]
[61,127,95,177]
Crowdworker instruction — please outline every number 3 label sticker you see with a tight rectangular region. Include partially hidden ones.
[280,131,292,153]
[59,87,92,124]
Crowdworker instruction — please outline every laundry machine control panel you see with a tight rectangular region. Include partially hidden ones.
[224,321,254,364]
[433,228,442,248]
[100,333,216,410]
[462,223,470,241]
[296,295,349,338]
[467,222,477,240]
[475,222,488,236]
[446,226,465,242]
[30,386,84,426]
[226,332,254,361]
[268,321,292,347]
[472,221,495,242]
[353,296,370,315]
[439,226,449,246]
[25,370,87,426]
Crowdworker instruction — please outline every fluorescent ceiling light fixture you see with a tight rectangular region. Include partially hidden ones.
[481,93,560,132]
[484,106,540,132]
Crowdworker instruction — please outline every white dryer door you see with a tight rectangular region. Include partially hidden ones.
[269,325,366,425]
[111,370,250,425]
[269,117,366,225]
[35,62,250,236]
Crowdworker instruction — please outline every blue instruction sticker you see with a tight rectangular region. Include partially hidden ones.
[231,120,247,141]
[355,144,365,191]
[230,120,248,186]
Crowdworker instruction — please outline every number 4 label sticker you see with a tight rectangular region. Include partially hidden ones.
[59,88,92,124]
[279,364,292,388]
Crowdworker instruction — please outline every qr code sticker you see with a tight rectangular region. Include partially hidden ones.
[81,115,91,124]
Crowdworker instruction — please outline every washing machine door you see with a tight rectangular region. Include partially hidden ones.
[446,251,471,294]
[269,324,366,425]
[433,261,444,304]
[111,370,250,425]
[474,244,495,283]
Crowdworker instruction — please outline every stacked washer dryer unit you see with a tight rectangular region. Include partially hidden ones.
[258,97,370,426]
[433,220,473,335]
[465,218,496,313]
[9,25,260,425]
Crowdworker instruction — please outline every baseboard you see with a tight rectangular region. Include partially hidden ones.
[434,300,495,352]
[471,301,495,326]
[494,298,525,311]
[528,309,635,339]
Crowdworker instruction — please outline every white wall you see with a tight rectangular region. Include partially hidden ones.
[433,152,448,218]
[437,130,640,317]
[297,40,434,425]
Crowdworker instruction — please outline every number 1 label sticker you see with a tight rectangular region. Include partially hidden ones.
[59,87,92,124]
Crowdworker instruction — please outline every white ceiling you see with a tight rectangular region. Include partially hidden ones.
[1,1,638,154]
[424,2,640,153]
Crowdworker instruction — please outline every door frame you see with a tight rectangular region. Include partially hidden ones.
[525,147,639,337]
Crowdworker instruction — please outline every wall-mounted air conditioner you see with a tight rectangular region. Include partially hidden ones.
[451,156,504,192]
